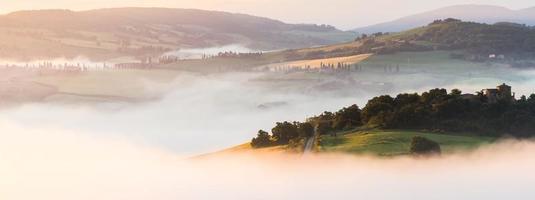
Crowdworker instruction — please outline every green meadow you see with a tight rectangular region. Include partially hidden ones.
[320,129,496,156]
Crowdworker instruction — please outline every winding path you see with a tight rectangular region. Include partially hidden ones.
[302,125,319,156]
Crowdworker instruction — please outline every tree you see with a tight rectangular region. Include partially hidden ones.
[394,93,420,107]
[297,122,315,138]
[450,89,462,96]
[316,121,333,135]
[362,95,394,123]
[389,104,428,128]
[271,121,300,145]
[409,136,441,155]
[421,88,448,104]
[251,130,273,148]
[332,104,362,130]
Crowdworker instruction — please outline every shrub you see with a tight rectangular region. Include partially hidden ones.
[409,136,441,155]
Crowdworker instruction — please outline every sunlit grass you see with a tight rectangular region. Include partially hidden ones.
[320,130,496,156]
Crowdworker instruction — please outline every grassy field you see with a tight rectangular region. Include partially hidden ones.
[320,130,496,156]
[260,54,372,70]
[355,51,526,89]
[250,50,524,99]
[358,51,501,73]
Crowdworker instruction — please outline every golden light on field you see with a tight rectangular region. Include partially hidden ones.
[262,54,372,70]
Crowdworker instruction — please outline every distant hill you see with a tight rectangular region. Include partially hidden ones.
[281,19,535,64]
[353,5,535,34]
[0,8,356,60]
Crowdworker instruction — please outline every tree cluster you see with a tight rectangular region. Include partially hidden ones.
[252,88,535,148]
[251,122,314,148]
[311,104,363,136]
[360,89,535,137]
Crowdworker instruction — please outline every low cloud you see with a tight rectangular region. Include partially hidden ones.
[1,63,535,199]
[1,121,535,200]
[2,66,535,155]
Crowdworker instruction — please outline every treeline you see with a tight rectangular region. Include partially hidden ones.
[252,88,535,148]
[360,89,535,137]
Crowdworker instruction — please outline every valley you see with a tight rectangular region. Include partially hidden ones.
[3,2,535,200]
[1,12,535,157]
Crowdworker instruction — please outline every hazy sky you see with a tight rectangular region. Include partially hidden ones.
[0,0,533,29]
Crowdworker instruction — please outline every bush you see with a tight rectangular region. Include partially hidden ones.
[409,136,441,155]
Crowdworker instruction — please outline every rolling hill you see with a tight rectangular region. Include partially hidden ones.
[160,19,535,73]
[279,19,535,64]
[353,5,535,34]
[0,8,356,60]
[217,130,496,156]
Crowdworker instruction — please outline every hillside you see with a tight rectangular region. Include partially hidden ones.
[0,8,356,60]
[353,5,535,33]
[158,19,535,74]
[320,130,495,156]
[219,130,495,156]
[277,19,535,66]
[241,85,535,156]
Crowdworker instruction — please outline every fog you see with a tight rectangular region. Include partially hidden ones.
[1,57,535,199]
[163,44,260,59]
[2,65,535,155]
[2,123,535,200]
[0,71,360,154]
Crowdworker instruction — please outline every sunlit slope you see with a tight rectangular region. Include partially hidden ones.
[197,143,302,159]
[216,143,289,154]
[276,19,535,62]
[221,129,495,156]
[0,8,356,60]
[249,50,517,96]
[320,130,496,156]
[260,53,372,70]
[163,20,535,72]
